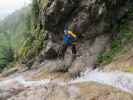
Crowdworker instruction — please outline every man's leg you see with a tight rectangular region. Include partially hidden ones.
[71,44,77,61]
[72,45,76,54]
[59,44,68,59]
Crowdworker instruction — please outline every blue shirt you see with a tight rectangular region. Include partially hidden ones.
[63,30,77,46]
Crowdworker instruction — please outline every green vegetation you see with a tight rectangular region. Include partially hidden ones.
[32,0,40,28]
[18,0,48,62]
[18,27,46,61]
[0,0,48,70]
[0,6,32,50]
[98,7,133,65]
[0,6,32,70]
[126,67,133,73]
[0,33,14,71]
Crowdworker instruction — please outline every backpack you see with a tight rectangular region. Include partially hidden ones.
[64,30,77,45]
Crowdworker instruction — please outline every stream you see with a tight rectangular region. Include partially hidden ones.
[0,70,133,94]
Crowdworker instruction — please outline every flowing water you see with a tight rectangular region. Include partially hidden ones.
[71,70,133,94]
[1,70,133,94]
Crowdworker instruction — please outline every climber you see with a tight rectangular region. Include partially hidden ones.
[59,26,78,60]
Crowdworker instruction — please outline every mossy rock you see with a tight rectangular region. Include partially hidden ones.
[40,0,48,8]
[126,67,133,73]
[18,47,30,58]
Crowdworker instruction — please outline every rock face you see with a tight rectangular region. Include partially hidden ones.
[32,0,133,75]
[44,0,132,34]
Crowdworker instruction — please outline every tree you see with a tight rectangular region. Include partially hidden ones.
[0,32,14,71]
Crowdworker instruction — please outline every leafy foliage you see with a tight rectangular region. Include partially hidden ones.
[0,0,49,70]
[18,0,48,61]
[32,0,40,28]
[0,6,32,70]
[0,33,14,71]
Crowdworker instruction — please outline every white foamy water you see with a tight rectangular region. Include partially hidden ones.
[0,76,50,88]
[71,70,133,94]
[1,71,133,94]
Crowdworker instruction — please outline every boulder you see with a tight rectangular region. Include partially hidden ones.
[8,82,133,100]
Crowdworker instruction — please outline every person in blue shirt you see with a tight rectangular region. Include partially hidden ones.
[59,17,81,60]
[59,28,77,60]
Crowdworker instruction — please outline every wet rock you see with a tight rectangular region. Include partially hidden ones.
[43,60,66,72]
[7,82,133,100]
[2,68,18,77]
[68,35,110,76]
